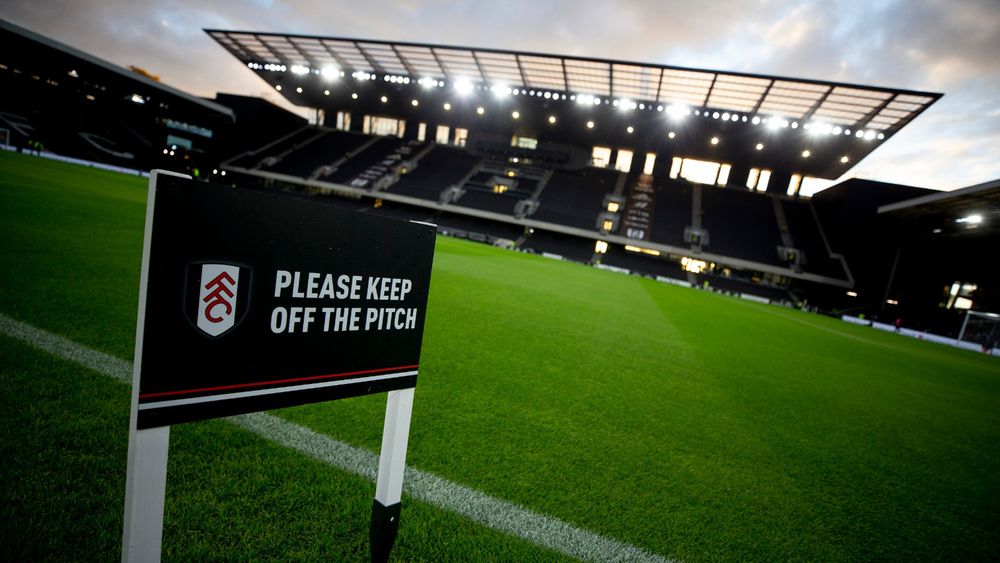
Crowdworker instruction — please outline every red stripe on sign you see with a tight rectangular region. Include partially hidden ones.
[139,364,419,400]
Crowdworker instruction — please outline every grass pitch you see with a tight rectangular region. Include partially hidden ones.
[1,150,998,561]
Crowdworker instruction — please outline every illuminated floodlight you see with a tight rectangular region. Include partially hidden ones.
[543,92,552,99]
[864,130,876,140]
[877,133,885,140]
[657,105,664,112]
[732,114,741,122]
[321,66,339,80]
[767,118,781,130]
[755,143,764,151]
[666,104,689,120]
[275,85,282,91]
[856,130,864,138]
[593,97,602,106]
[324,90,330,96]
[712,111,720,119]
[790,121,798,128]
[290,65,309,75]
[668,131,676,139]
[380,95,388,103]
[512,111,520,119]
[548,115,557,124]
[296,87,303,93]
[576,93,595,105]
[587,120,595,129]
[639,103,646,110]
[843,129,852,136]
[722,112,730,120]
[956,214,983,224]
[832,126,843,135]
[612,99,620,108]
[411,99,419,107]
[710,137,719,145]
[351,92,358,99]
[419,77,435,89]
[847,291,858,297]
[492,84,511,98]
[453,79,474,96]
[840,155,849,163]
[751,116,761,125]
[476,106,485,115]
[801,150,811,158]
[443,102,451,110]
[626,126,634,133]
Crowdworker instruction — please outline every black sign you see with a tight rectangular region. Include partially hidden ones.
[136,174,436,428]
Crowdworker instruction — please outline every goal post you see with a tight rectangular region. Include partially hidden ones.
[957,310,1000,353]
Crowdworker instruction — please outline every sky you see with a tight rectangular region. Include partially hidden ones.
[3,0,999,191]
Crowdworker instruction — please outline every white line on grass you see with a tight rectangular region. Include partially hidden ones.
[0,313,674,563]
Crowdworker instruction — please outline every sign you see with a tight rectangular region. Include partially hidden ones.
[622,173,656,241]
[135,174,436,428]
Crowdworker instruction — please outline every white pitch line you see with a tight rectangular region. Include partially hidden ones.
[0,313,675,563]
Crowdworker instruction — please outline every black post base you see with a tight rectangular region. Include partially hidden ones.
[370,500,401,563]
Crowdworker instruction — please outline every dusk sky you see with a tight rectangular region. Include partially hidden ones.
[3,0,998,191]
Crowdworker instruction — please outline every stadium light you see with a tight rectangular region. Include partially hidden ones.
[626,126,634,134]
[380,95,388,103]
[840,156,849,163]
[847,291,858,297]
[666,104,689,120]
[321,66,340,80]
[443,102,452,110]
[668,131,676,139]
[411,99,419,107]
[864,130,876,140]
[476,106,485,115]
[751,116,761,125]
[454,79,474,96]
[351,93,358,99]
[801,150,811,158]
[324,90,330,96]
[587,120,595,129]
[275,85,282,91]
[492,84,511,98]
[290,65,309,75]
[710,137,719,145]
[548,115,557,124]
[956,214,983,224]
[576,94,595,106]
[296,87,302,93]
[512,111,520,119]
[756,143,764,151]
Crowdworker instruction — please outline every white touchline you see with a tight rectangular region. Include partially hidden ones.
[138,371,418,410]
[0,313,676,563]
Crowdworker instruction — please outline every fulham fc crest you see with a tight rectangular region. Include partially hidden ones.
[185,263,252,337]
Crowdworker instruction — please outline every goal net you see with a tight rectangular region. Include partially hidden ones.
[957,311,1000,354]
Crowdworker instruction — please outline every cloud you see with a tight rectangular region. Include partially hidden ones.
[1,0,998,189]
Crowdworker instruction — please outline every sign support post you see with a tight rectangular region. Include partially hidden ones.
[371,388,415,563]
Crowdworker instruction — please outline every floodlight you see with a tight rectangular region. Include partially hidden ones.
[443,102,452,110]
[290,65,309,75]
[666,104,689,120]
[492,84,511,98]
[864,130,876,140]
[324,90,330,96]
[296,87,303,93]
[751,116,761,125]
[587,120,594,129]
[668,131,676,139]
[512,111,520,119]
[840,156,849,163]
[476,106,485,115]
[710,137,719,145]
[411,99,419,107]
[626,126,634,133]
[956,214,983,224]
[548,115,557,124]
[380,95,388,103]
[453,79,474,96]
[755,143,764,150]
[801,150,811,158]
[351,93,358,99]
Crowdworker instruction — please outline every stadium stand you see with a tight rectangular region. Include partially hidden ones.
[386,145,480,201]
[530,168,619,230]
[647,180,693,248]
[780,199,846,279]
[600,245,689,281]
[321,135,408,186]
[701,187,785,266]
[521,230,597,262]
[261,129,368,177]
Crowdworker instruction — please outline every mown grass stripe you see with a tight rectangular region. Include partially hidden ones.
[0,312,674,563]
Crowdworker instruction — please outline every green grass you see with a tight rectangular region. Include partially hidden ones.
[1,150,998,561]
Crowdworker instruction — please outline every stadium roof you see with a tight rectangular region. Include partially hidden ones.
[878,178,1000,237]
[207,30,940,134]
[1,19,234,119]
